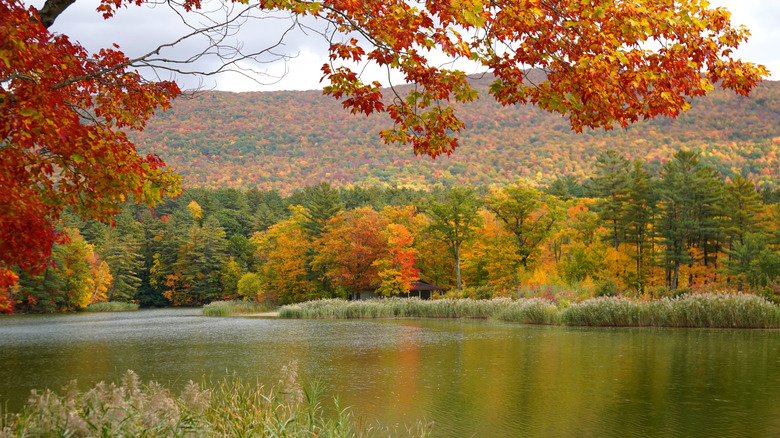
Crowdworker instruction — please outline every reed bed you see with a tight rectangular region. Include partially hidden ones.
[492,299,561,325]
[201,300,274,317]
[279,297,523,320]
[0,368,432,437]
[84,301,140,312]
[559,293,780,327]
[280,297,558,324]
[279,294,780,328]
[560,297,649,326]
[648,293,780,328]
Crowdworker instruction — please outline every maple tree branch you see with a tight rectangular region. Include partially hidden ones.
[36,0,77,28]
[0,73,39,85]
[49,3,299,91]
[134,7,299,80]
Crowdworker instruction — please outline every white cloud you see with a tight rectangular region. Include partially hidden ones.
[25,0,780,91]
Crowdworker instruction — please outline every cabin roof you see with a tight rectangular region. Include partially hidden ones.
[364,279,447,292]
[409,280,446,291]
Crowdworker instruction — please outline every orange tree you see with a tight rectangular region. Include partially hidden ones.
[314,207,389,295]
[0,0,768,308]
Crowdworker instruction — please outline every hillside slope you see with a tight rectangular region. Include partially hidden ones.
[130,77,780,192]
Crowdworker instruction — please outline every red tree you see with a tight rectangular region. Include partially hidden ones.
[1,0,180,306]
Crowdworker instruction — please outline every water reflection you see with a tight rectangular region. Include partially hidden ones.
[1,309,779,437]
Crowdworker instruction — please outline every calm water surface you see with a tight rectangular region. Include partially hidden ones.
[1,308,779,437]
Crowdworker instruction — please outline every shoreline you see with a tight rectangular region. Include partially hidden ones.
[240,311,280,318]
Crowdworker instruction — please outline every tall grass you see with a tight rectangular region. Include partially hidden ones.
[560,296,648,326]
[201,300,275,317]
[648,293,780,328]
[281,297,558,325]
[0,366,432,437]
[279,294,780,328]
[84,301,140,312]
[493,299,560,325]
[280,297,519,320]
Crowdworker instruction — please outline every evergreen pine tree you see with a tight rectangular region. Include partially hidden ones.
[589,150,631,250]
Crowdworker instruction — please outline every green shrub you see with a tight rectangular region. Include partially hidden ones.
[756,281,780,304]
[593,279,619,297]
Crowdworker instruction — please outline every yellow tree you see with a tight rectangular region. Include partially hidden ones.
[252,206,315,304]
[462,209,525,289]
[486,183,563,269]
[84,252,113,306]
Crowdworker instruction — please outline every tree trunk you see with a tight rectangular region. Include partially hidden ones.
[635,240,641,288]
[613,219,619,251]
[455,242,462,290]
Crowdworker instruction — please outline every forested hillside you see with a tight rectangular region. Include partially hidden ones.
[10,149,780,312]
[130,77,780,192]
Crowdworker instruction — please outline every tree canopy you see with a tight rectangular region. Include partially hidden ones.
[0,0,769,292]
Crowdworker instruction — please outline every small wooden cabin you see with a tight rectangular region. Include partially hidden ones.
[351,280,447,300]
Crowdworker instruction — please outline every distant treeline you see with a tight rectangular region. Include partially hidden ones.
[130,78,780,192]
[6,150,780,313]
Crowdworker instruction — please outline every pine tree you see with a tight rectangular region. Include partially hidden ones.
[101,230,144,302]
[657,150,722,289]
[301,183,343,237]
[720,175,764,250]
[589,150,631,251]
[300,182,343,294]
[622,160,653,292]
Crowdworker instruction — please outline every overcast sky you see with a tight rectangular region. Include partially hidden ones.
[31,0,780,92]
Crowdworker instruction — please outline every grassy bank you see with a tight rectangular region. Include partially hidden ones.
[279,294,780,328]
[84,301,140,312]
[201,300,275,317]
[0,368,431,437]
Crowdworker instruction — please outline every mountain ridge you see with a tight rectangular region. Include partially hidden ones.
[129,77,780,193]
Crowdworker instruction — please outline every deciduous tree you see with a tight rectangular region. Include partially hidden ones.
[485,182,562,268]
[1,0,180,297]
[252,206,315,304]
[374,223,420,296]
[315,207,389,295]
[1,0,768,303]
[425,187,482,290]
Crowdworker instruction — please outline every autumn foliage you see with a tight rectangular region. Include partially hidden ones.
[4,153,780,313]
[1,0,180,303]
[127,79,780,195]
[0,0,770,310]
[314,0,768,156]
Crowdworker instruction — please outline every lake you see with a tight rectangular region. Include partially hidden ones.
[1,308,779,437]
